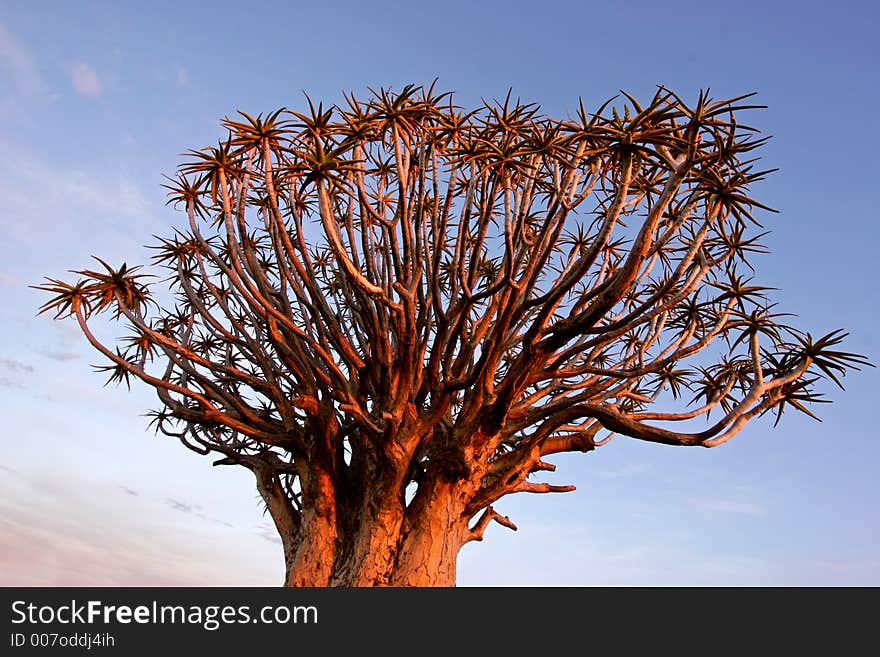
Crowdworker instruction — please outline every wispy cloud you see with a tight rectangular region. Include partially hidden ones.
[207,516,234,528]
[176,66,189,86]
[0,141,158,260]
[0,22,48,97]
[33,329,83,365]
[0,473,275,585]
[166,497,199,514]
[43,351,80,362]
[0,273,16,286]
[3,160,150,228]
[0,358,34,373]
[166,497,234,528]
[257,523,281,545]
[69,61,101,96]
[54,322,85,346]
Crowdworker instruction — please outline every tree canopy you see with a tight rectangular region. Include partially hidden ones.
[36,84,871,585]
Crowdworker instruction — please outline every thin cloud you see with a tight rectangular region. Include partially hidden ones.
[0,356,36,391]
[54,322,84,346]
[199,513,234,528]
[176,66,189,86]
[165,497,233,527]
[0,358,34,373]
[43,351,80,362]
[257,523,281,545]
[69,61,101,96]
[166,497,199,514]
[0,273,16,286]
[0,474,277,585]
[0,142,157,255]
[0,22,48,97]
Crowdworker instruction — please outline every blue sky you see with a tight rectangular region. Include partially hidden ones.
[0,0,877,585]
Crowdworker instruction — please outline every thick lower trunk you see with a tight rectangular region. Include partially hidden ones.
[285,507,337,586]
[327,502,406,586]
[280,478,469,587]
[283,469,339,587]
[388,480,463,586]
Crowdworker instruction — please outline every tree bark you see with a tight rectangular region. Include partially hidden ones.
[278,475,468,587]
[388,479,466,587]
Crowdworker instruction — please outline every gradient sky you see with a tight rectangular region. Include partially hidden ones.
[1,0,877,586]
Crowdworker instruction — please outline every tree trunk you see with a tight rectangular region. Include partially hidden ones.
[280,476,469,587]
[388,479,465,587]
[284,468,339,586]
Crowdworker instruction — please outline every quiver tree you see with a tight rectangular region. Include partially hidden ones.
[37,84,870,586]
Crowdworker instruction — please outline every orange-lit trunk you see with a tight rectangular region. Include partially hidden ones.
[281,476,468,587]
[283,468,339,586]
[388,479,465,587]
